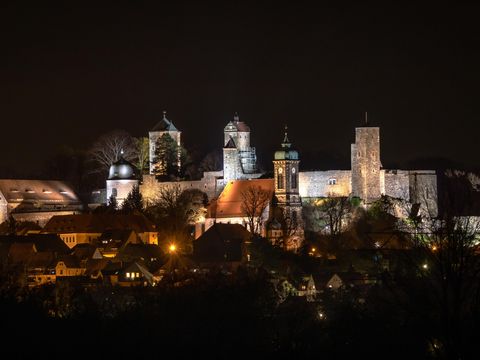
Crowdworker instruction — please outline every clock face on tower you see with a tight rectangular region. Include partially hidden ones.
[292,167,296,174]
[278,167,283,174]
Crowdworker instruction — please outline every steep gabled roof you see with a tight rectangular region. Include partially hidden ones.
[56,254,81,268]
[193,223,249,263]
[0,234,70,254]
[151,111,178,132]
[43,214,157,234]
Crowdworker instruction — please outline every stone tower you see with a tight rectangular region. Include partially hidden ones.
[149,111,182,175]
[273,126,303,250]
[351,126,382,204]
[223,113,257,183]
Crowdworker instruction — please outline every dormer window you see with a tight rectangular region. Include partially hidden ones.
[328,178,337,185]
[59,190,68,194]
[10,189,19,193]
[42,189,52,194]
[25,189,35,193]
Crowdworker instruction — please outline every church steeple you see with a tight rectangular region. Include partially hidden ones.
[282,125,291,148]
[272,125,304,250]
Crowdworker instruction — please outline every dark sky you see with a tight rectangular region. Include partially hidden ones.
[1,1,479,174]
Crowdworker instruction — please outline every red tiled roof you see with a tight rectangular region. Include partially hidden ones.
[207,179,274,218]
[42,213,156,234]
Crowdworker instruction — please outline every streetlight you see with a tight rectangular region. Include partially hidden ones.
[169,243,177,253]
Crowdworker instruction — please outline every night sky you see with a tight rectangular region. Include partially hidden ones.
[1,1,479,175]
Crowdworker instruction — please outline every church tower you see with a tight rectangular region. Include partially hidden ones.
[351,124,382,204]
[149,111,182,175]
[273,126,303,250]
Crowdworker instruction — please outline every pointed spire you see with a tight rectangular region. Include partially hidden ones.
[365,111,368,125]
[282,125,291,148]
[163,110,167,120]
[233,112,239,122]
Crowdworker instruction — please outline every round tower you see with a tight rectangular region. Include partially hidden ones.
[106,154,139,207]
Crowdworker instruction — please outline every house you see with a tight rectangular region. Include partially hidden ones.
[296,275,318,301]
[42,213,159,248]
[96,229,139,258]
[0,234,72,287]
[26,252,57,287]
[116,261,156,287]
[55,255,85,277]
[193,223,251,270]
[204,179,274,237]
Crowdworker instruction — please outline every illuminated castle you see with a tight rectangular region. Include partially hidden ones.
[102,111,437,250]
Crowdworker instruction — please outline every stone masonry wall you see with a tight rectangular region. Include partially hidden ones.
[140,172,223,205]
[351,127,381,203]
[299,170,352,199]
[383,170,411,199]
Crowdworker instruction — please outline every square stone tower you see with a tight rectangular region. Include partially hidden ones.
[351,127,382,204]
[149,111,182,175]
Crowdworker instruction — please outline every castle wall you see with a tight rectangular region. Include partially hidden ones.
[106,179,139,206]
[409,170,438,217]
[299,170,352,199]
[383,170,411,199]
[140,172,223,205]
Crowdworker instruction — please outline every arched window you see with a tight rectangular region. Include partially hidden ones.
[291,167,297,189]
[277,167,284,189]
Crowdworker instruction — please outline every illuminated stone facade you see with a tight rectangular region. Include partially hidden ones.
[106,156,139,207]
[149,111,182,175]
[351,127,382,203]
[223,113,262,183]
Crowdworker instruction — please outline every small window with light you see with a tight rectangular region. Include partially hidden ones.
[328,178,337,185]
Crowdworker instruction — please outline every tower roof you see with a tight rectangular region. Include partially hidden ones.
[224,113,250,132]
[108,156,137,180]
[274,125,299,160]
[151,110,178,132]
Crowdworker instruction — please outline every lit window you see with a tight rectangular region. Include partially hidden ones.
[126,272,130,278]
[136,272,140,278]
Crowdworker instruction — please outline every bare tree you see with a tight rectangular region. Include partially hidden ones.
[240,185,272,237]
[89,130,136,174]
[389,175,480,359]
[319,196,352,238]
[145,184,208,253]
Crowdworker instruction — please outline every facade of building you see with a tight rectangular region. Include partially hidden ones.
[42,213,159,248]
